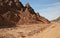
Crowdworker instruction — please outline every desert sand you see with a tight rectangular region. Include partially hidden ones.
[0,22,60,38]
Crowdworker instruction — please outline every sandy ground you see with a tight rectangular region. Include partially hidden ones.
[0,22,60,38]
[31,22,60,38]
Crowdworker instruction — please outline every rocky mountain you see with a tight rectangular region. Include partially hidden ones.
[0,0,50,28]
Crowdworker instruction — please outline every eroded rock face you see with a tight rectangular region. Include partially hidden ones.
[0,0,50,28]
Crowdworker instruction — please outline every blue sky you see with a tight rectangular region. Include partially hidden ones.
[20,0,60,20]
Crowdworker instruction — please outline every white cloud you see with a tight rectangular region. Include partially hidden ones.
[38,2,60,20]
[40,2,60,6]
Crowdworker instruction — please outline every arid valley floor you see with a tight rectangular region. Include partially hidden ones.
[0,21,60,38]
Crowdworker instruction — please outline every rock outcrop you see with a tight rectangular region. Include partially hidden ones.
[0,0,50,28]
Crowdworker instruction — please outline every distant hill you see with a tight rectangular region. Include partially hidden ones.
[52,17,60,22]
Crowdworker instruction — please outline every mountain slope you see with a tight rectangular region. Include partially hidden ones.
[0,0,50,28]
